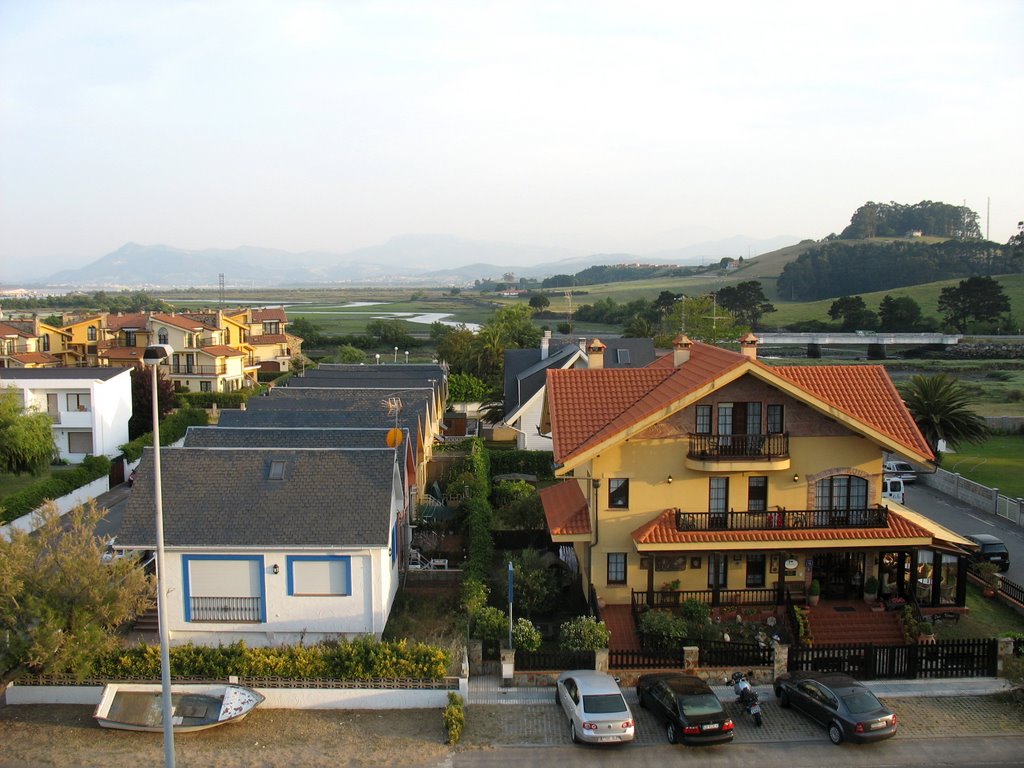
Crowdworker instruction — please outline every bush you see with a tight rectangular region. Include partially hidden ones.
[488,449,555,480]
[679,598,711,627]
[638,610,689,650]
[558,616,610,651]
[120,408,209,461]
[491,479,535,509]
[511,618,542,652]
[443,692,465,745]
[175,391,249,410]
[809,579,821,597]
[473,607,510,644]
[0,454,112,522]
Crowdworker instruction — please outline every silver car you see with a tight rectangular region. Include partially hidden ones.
[555,670,635,745]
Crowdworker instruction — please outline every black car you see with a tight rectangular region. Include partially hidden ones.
[774,671,897,745]
[636,673,734,746]
[965,533,1010,573]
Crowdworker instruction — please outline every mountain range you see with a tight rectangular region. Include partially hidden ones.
[30,233,800,289]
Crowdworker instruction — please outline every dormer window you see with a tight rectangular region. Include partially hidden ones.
[268,460,286,480]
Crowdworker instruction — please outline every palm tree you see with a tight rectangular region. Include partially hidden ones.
[900,374,989,460]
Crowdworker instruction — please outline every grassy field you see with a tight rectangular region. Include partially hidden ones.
[939,436,1024,499]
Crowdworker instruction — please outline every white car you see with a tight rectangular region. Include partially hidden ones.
[555,670,635,744]
[883,461,916,483]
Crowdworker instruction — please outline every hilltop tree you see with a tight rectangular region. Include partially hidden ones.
[0,390,56,475]
[900,374,989,460]
[937,276,1011,332]
[878,295,924,332]
[715,281,776,329]
[0,502,155,687]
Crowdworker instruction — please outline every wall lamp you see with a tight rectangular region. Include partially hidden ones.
[591,478,601,490]
[667,474,673,484]
[792,473,800,483]
[272,564,280,575]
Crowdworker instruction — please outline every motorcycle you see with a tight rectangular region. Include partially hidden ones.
[726,671,763,727]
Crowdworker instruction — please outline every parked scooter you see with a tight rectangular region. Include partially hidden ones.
[726,671,763,727]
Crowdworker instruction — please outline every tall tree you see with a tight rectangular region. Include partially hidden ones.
[0,390,55,475]
[878,295,923,331]
[0,502,155,687]
[827,295,878,331]
[128,364,176,440]
[528,293,550,311]
[657,294,746,346]
[715,281,776,329]
[900,373,989,460]
[937,276,1011,332]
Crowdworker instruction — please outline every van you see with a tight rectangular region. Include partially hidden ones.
[883,461,916,483]
[881,477,905,504]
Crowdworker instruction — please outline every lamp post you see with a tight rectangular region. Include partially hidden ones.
[394,346,399,362]
[404,350,409,364]
[375,353,380,365]
[142,344,175,768]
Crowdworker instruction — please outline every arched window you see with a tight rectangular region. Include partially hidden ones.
[158,328,169,345]
[815,475,868,510]
[87,325,97,341]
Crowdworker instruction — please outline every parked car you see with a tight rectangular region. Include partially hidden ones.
[636,673,734,745]
[555,670,635,745]
[881,477,905,504]
[883,460,917,483]
[965,533,1010,572]
[774,671,897,744]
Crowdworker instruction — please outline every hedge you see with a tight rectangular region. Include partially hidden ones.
[175,391,250,410]
[488,449,555,480]
[0,455,111,523]
[90,637,451,681]
[120,408,209,462]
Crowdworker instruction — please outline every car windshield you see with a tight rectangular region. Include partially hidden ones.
[842,690,883,714]
[678,693,723,716]
[582,693,628,714]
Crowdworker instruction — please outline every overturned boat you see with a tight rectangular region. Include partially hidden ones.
[94,683,265,733]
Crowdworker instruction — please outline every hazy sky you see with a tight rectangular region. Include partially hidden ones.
[2,1,1022,275]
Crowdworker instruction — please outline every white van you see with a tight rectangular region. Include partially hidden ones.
[883,460,916,483]
[882,477,905,504]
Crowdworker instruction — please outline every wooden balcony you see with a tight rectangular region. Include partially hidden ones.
[685,432,790,471]
[673,506,889,532]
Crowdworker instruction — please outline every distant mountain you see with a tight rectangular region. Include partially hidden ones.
[36,233,801,288]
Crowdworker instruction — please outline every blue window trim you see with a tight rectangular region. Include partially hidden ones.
[286,555,352,597]
[181,554,266,623]
[391,521,398,567]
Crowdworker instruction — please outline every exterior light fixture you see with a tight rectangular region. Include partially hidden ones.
[667,475,673,484]
[272,564,280,575]
[793,473,800,482]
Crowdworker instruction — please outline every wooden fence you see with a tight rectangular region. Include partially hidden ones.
[788,638,998,680]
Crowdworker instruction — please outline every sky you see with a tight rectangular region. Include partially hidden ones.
[2,0,1022,277]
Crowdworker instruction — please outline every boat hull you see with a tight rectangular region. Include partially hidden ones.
[94,683,265,733]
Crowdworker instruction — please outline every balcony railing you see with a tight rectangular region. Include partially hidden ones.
[688,433,788,460]
[171,363,226,375]
[188,596,262,622]
[674,506,889,532]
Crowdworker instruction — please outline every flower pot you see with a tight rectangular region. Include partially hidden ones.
[807,595,819,607]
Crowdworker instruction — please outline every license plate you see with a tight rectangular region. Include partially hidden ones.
[599,736,619,742]
[750,704,761,715]
[701,723,719,731]
[869,721,887,730]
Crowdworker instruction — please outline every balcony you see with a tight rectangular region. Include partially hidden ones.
[673,506,889,532]
[685,433,790,471]
[170,363,226,376]
[188,596,262,622]
[51,409,93,428]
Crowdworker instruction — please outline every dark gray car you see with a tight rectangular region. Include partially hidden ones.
[774,671,897,744]
[636,673,734,746]
[966,533,1010,572]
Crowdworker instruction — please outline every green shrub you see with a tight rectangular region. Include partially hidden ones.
[461,577,490,619]
[638,610,690,650]
[491,479,535,509]
[488,449,555,480]
[120,408,209,461]
[443,692,465,745]
[0,454,112,522]
[473,607,510,644]
[511,618,542,652]
[679,598,711,627]
[175,391,249,410]
[558,616,610,651]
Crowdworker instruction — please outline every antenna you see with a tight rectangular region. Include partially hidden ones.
[218,273,225,308]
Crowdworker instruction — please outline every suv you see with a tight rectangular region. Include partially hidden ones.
[965,533,1010,572]
[883,460,917,483]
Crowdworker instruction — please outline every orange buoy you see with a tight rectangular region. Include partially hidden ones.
[386,427,404,447]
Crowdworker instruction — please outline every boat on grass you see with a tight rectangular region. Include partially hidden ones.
[94,683,265,733]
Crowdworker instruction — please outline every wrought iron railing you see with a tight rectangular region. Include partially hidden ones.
[189,596,262,622]
[688,432,788,460]
[673,506,889,532]
[171,363,227,375]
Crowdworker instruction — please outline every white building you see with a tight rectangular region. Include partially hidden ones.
[0,367,132,463]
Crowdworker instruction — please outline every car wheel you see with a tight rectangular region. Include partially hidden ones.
[828,722,844,745]
[638,689,647,709]
[779,689,791,708]
[666,722,679,745]
[570,721,580,744]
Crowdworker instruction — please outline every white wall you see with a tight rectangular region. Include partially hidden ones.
[517,396,553,451]
[91,369,132,458]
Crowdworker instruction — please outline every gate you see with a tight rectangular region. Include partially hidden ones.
[788,639,997,680]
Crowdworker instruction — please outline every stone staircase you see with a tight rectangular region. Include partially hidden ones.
[804,600,906,645]
[131,603,159,633]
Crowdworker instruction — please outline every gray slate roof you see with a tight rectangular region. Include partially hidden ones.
[0,367,127,381]
[118,447,396,549]
[227,388,432,431]
[183,426,409,450]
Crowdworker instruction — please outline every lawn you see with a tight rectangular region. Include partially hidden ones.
[940,435,1024,499]
[0,466,78,508]
[935,583,1024,641]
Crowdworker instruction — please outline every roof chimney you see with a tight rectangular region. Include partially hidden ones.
[587,338,607,369]
[673,334,692,367]
[540,330,551,360]
[739,332,759,360]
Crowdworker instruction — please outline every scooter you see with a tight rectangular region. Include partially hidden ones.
[726,671,763,727]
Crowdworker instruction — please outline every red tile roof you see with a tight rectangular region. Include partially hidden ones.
[539,480,592,536]
[99,347,147,361]
[631,508,934,547]
[0,322,32,338]
[546,341,933,465]
[8,352,61,365]
[150,313,216,331]
[250,334,289,344]
[252,307,287,322]
[201,345,246,357]
[105,313,148,331]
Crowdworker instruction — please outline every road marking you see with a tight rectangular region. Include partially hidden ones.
[967,514,995,527]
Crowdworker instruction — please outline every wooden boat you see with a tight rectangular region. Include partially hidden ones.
[94,683,265,733]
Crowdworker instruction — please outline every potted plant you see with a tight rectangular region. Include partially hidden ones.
[975,562,1001,597]
[863,575,879,603]
[917,619,935,643]
[807,579,821,606]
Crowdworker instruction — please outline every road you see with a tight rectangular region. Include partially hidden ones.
[906,482,1024,583]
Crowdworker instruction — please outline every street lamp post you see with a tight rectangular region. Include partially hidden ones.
[142,344,175,768]
[404,350,409,364]
[375,353,380,365]
[394,346,399,362]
